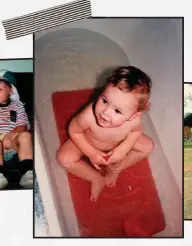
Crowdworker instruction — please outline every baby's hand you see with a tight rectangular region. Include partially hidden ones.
[107,149,127,165]
[89,151,109,170]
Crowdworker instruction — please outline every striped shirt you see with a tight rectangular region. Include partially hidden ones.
[0,100,30,133]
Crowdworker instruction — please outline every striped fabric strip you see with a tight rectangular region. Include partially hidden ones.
[2,0,91,40]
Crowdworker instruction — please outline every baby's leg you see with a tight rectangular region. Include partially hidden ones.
[0,140,4,165]
[106,134,154,187]
[57,139,105,201]
[12,132,33,161]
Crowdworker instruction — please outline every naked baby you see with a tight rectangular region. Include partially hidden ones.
[57,66,154,202]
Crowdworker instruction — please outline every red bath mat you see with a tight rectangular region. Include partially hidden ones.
[52,89,165,237]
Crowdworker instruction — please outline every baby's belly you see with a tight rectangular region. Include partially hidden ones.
[85,132,120,152]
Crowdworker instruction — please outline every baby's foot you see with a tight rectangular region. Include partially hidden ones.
[105,169,120,188]
[90,176,105,202]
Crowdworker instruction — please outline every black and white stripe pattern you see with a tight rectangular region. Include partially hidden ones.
[2,0,91,40]
[0,101,30,133]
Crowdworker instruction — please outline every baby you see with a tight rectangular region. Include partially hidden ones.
[57,66,154,202]
[0,70,33,189]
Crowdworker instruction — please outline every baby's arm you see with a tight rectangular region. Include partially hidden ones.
[7,104,28,140]
[4,125,26,143]
[116,118,142,154]
[116,131,141,155]
[109,117,142,162]
[68,104,98,158]
[8,125,26,137]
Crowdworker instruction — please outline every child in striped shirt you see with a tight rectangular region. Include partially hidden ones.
[0,70,33,189]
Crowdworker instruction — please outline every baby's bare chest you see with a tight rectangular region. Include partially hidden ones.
[87,123,132,142]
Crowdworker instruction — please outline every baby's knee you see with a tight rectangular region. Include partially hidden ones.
[56,148,73,169]
[146,137,154,154]
[17,132,32,143]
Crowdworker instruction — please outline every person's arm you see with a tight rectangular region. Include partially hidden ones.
[115,131,141,154]
[5,103,29,140]
[7,125,27,139]
[3,125,27,149]
[107,117,143,164]
[3,104,29,149]
[68,104,98,158]
[12,104,29,136]
[114,117,142,155]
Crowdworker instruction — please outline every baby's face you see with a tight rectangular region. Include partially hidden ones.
[0,81,12,104]
[94,84,139,128]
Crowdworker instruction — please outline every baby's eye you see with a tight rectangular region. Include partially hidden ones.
[115,109,121,114]
[102,98,107,104]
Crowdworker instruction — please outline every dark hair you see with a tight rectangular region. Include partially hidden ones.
[106,66,152,111]
[0,80,12,89]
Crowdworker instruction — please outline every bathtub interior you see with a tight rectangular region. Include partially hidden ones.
[35,25,182,237]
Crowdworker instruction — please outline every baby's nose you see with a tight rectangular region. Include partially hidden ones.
[103,108,111,118]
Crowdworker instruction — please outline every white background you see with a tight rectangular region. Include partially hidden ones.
[0,0,188,245]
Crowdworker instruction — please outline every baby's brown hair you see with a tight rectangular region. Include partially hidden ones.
[106,66,152,112]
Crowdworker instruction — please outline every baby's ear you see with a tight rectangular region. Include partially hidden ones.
[130,112,141,121]
[10,88,13,95]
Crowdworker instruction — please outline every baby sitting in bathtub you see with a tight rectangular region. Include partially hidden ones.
[57,66,154,202]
